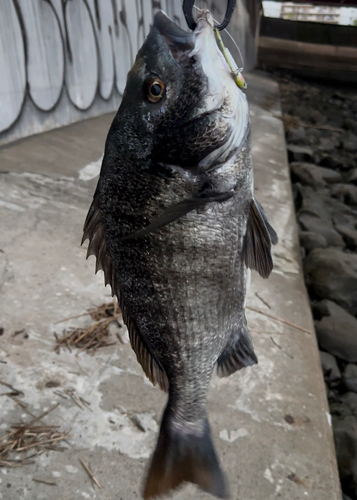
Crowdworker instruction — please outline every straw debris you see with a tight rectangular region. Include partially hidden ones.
[79,458,102,488]
[0,403,70,468]
[54,301,123,355]
[33,478,57,486]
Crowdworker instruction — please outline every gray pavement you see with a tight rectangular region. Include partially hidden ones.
[0,72,342,500]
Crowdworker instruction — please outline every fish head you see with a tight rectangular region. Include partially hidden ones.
[118,10,248,168]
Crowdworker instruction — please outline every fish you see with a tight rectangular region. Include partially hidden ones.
[82,9,278,500]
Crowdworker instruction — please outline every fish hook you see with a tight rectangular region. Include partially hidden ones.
[182,0,237,31]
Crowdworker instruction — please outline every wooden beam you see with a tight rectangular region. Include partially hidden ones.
[259,36,357,81]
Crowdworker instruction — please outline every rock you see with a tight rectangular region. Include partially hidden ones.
[341,159,357,172]
[295,105,326,125]
[332,90,348,101]
[343,364,357,393]
[290,162,341,189]
[343,117,357,134]
[330,386,357,413]
[330,184,357,206]
[304,249,357,315]
[297,185,327,218]
[328,195,357,215]
[340,392,357,418]
[298,184,353,224]
[286,126,307,145]
[335,225,357,251]
[312,300,329,320]
[319,137,336,153]
[306,128,321,146]
[319,351,341,382]
[319,155,344,170]
[290,163,323,189]
[329,197,357,230]
[315,301,357,362]
[299,214,344,247]
[297,186,344,247]
[318,167,342,184]
[299,231,327,253]
[343,494,353,500]
[329,399,352,419]
[287,145,314,163]
[332,211,357,229]
[346,169,357,185]
[332,414,357,481]
[319,155,355,172]
[321,169,342,184]
[341,132,357,152]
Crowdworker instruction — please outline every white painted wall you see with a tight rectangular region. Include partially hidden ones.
[262,1,282,18]
[0,0,260,146]
[263,1,357,26]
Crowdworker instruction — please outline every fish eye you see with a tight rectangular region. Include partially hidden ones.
[146,78,165,103]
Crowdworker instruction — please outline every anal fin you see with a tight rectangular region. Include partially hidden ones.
[217,318,257,377]
[242,198,278,279]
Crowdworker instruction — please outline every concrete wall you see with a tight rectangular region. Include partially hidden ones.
[0,0,261,146]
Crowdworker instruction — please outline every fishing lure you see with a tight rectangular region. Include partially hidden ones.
[215,28,247,90]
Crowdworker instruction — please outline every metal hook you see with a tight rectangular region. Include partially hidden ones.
[182,0,237,31]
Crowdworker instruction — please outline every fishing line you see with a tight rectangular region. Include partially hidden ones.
[222,27,244,71]
[192,4,245,71]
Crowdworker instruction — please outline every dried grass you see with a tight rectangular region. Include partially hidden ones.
[0,403,70,468]
[79,458,102,488]
[246,305,313,335]
[88,302,120,322]
[54,301,123,355]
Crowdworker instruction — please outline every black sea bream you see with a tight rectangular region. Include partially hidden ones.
[82,9,277,500]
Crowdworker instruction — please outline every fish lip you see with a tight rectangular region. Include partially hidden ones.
[154,10,194,50]
[193,9,215,32]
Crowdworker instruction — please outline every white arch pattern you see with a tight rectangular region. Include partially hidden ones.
[0,0,233,135]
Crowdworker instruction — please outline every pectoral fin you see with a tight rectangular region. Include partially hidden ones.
[120,192,233,241]
[242,198,278,279]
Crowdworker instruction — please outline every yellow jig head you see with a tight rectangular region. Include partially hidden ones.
[215,28,247,90]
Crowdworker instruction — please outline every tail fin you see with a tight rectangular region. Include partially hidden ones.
[143,406,228,499]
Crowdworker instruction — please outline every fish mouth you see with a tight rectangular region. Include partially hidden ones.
[154,11,194,53]
[193,9,215,31]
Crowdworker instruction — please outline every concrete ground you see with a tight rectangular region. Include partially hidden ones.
[0,72,342,500]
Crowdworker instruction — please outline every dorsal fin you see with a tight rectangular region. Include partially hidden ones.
[81,189,169,392]
[242,198,278,279]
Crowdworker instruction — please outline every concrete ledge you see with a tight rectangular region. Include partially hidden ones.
[0,71,341,500]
